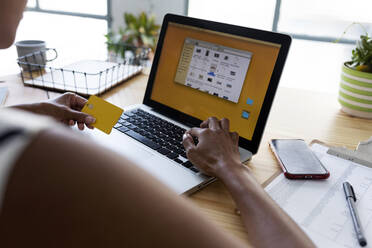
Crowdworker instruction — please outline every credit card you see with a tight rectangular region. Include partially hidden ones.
[81,95,123,134]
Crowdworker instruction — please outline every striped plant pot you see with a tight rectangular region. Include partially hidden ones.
[339,63,372,119]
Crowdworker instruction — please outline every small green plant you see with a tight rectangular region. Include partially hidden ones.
[338,22,372,73]
[347,35,372,72]
[105,12,160,60]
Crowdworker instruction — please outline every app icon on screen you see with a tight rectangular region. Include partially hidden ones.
[241,110,250,119]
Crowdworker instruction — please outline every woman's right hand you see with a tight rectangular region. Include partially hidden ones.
[182,117,244,178]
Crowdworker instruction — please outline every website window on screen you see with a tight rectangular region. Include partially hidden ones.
[175,38,252,103]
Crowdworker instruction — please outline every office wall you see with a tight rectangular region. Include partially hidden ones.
[111,0,188,32]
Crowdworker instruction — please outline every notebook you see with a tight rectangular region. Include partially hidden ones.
[265,142,372,248]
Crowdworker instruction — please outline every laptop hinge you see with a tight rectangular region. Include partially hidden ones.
[239,147,252,162]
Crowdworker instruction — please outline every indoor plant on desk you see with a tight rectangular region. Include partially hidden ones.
[339,34,372,118]
[105,12,160,64]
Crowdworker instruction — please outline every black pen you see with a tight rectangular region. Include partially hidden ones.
[343,182,367,247]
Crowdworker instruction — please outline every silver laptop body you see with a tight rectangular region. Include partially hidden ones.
[86,103,252,195]
[84,14,291,194]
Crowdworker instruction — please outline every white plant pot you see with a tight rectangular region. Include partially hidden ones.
[339,63,372,119]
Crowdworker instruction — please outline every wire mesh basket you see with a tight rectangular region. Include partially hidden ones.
[17,46,150,96]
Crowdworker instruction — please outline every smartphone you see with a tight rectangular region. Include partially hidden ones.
[269,139,330,179]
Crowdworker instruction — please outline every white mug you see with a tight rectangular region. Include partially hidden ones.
[16,40,47,71]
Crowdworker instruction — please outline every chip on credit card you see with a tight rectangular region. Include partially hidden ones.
[81,95,123,134]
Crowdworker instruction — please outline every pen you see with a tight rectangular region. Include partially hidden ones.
[343,182,367,247]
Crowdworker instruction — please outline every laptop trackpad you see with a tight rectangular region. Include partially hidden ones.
[80,128,205,194]
[117,139,155,162]
[86,128,155,162]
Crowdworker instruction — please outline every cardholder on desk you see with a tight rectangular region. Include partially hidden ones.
[81,95,123,134]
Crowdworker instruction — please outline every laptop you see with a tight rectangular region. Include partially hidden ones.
[87,14,291,194]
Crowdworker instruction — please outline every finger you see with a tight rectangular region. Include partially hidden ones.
[78,122,85,130]
[220,118,230,132]
[230,131,239,145]
[208,117,221,130]
[63,107,96,125]
[182,133,196,152]
[87,124,94,129]
[187,127,204,138]
[69,120,75,126]
[200,119,209,128]
[71,94,88,111]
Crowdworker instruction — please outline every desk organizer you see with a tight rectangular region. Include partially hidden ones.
[17,47,150,96]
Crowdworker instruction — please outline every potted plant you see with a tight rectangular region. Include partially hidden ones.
[339,34,372,118]
[105,12,160,64]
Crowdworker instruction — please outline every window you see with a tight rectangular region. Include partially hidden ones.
[278,0,372,42]
[174,38,252,103]
[188,0,276,31]
[26,0,37,8]
[188,0,371,93]
[0,0,110,76]
[37,0,107,16]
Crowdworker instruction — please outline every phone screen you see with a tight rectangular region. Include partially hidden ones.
[270,139,328,177]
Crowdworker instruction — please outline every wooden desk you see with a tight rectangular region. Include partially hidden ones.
[2,72,372,246]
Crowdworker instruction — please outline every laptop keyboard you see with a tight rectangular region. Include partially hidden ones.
[114,108,200,174]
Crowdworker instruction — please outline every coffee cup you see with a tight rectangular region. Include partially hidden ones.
[16,40,47,71]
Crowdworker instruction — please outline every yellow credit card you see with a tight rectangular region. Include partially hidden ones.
[81,95,123,134]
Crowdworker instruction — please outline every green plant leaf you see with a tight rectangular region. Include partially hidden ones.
[350,34,372,70]
[106,11,160,56]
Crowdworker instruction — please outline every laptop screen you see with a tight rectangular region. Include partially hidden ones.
[150,22,281,141]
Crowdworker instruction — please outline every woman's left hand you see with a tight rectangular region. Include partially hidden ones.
[40,93,96,130]
[13,92,96,130]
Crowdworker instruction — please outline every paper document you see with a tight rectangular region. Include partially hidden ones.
[265,143,372,248]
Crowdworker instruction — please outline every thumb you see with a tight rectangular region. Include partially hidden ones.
[182,132,196,152]
[63,107,96,125]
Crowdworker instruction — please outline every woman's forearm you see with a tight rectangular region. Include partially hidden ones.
[9,93,95,129]
[219,163,315,248]
[183,117,314,247]
[10,103,44,114]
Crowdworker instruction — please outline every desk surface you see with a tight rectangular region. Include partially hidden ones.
[2,72,372,246]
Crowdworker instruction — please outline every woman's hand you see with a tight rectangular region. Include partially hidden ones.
[184,117,316,248]
[40,93,95,130]
[12,92,95,130]
[182,117,243,178]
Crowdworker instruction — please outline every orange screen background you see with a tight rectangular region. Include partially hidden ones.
[151,23,280,140]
